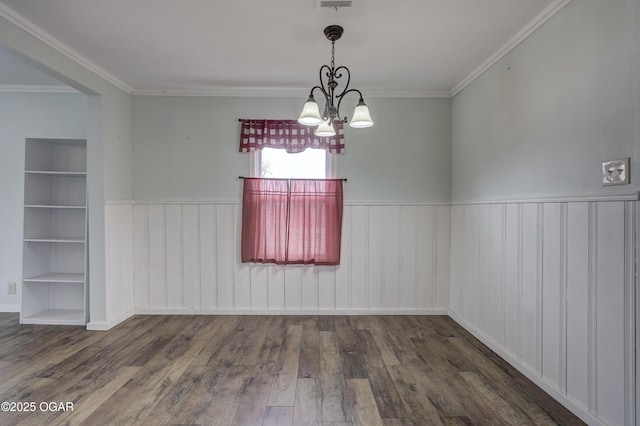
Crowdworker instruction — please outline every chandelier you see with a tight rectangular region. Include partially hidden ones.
[297,25,374,137]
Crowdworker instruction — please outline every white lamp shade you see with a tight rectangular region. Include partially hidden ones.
[349,101,374,128]
[298,97,323,126]
[315,119,336,137]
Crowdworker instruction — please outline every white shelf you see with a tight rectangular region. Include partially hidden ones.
[20,309,85,326]
[25,204,86,209]
[25,170,86,177]
[24,237,85,243]
[23,273,85,283]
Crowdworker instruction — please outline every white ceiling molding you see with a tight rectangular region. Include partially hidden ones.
[451,0,574,97]
[364,89,452,99]
[0,84,79,93]
[132,87,311,98]
[132,87,452,98]
[0,3,132,94]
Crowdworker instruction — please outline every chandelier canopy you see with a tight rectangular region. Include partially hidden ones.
[297,25,374,137]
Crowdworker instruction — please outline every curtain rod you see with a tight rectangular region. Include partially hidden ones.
[239,176,347,182]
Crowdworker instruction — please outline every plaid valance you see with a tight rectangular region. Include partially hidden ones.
[239,119,345,154]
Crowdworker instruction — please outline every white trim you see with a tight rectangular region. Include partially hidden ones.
[131,87,451,98]
[0,84,79,93]
[451,0,574,97]
[133,86,309,98]
[105,193,639,207]
[0,3,133,94]
[365,89,451,99]
[448,309,605,426]
[105,200,242,206]
[249,150,262,178]
[104,200,451,206]
[452,192,640,205]
[636,200,640,426]
[0,304,20,313]
[624,201,637,425]
[345,201,451,207]
[135,308,449,316]
[86,309,135,331]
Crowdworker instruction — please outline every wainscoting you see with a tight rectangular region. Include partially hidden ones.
[449,197,637,426]
[105,202,450,320]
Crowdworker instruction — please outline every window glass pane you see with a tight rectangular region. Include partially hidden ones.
[261,147,326,179]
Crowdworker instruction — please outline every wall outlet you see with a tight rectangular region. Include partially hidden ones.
[602,158,630,185]
[7,282,16,295]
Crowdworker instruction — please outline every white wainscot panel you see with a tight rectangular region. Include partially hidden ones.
[104,204,134,324]
[449,200,637,426]
[107,203,450,315]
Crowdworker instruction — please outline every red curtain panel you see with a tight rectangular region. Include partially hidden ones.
[241,178,343,265]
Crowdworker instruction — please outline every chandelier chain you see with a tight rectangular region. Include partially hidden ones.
[331,40,335,71]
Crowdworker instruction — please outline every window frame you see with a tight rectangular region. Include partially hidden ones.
[249,148,336,179]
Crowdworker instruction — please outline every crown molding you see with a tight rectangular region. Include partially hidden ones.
[365,89,451,98]
[451,0,574,97]
[0,84,79,93]
[131,86,309,98]
[0,3,133,94]
[132,86,451,98]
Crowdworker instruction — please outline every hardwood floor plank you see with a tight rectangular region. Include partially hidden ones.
[231,374,272,426]
[367,366,408,419]
[320,331,350,423]
[459,371,533,425]
[344,378,384,426]
[366,317,401,367]
[201,365,246,426]
[386,364,444,425]
[334,317,368,379]
[448,336,558,424]
[406,367,469,421]
[255,316,287,375]
[356,329,385,370]
[34,365,141,426]
[262,406,294,426]
[298,318,321,379]
[81,335,207,425]
[267,324,302,406]
[191,315,240,366]
[292,378,323,426]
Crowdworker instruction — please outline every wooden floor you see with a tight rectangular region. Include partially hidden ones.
[0,313,583,426]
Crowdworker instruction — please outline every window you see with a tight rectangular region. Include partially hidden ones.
[250,148,335,179]
[239,120,343,265]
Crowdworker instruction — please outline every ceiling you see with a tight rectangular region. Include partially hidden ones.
[0,0,566,96]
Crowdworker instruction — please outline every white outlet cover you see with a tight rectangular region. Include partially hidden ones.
[602,158,630,185]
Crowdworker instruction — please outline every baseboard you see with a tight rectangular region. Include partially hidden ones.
[85,308,448,329]
[134,308,450,316]
[447,310,604,426]
[86,309,135,331]
[0,304,20,313]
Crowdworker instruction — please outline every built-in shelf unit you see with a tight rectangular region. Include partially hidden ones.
[21,138,88,326]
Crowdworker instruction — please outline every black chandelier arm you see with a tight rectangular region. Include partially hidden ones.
[333,66,351,98]
[336,88,366,122]
[308,85,328,99]
[318,65,333,97]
